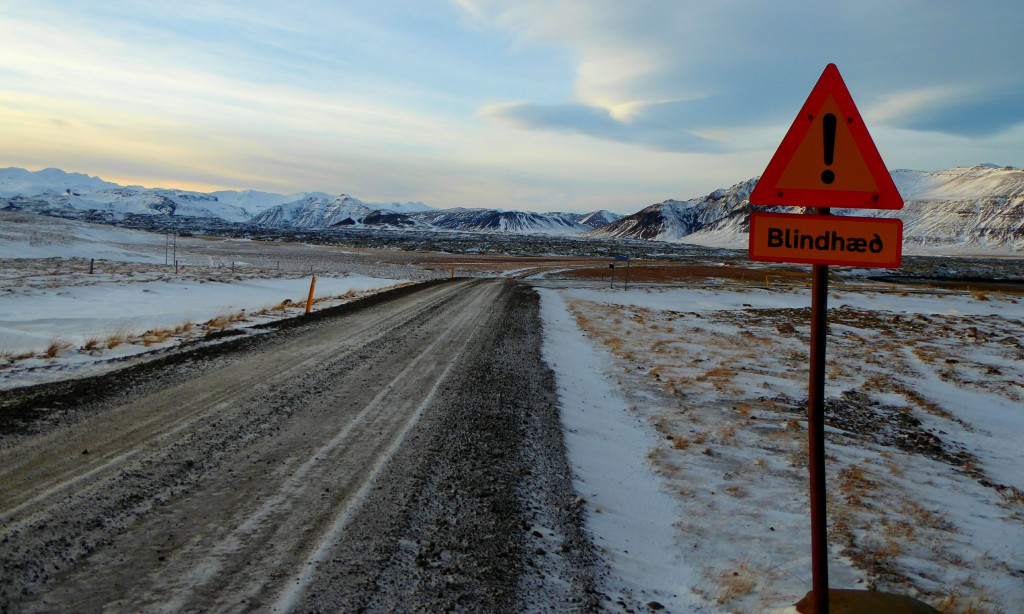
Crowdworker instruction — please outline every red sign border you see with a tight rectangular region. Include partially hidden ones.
[749,212,903,268]
[748,64,903,211]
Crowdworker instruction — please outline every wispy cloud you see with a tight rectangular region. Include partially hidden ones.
[460,0,1024,147]
[479,101,721,152]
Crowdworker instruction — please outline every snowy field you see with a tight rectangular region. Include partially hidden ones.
[0,213,416,388]
[539,282,1024,613]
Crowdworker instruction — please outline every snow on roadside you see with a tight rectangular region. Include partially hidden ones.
[563,285,1021,319]
[540,283,1024,613]
[538,288,707,612]
[0,275,407,389]
[0,211,166,262]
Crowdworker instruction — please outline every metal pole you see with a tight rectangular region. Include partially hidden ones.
[625,260,630,291]
[808,207,831,614]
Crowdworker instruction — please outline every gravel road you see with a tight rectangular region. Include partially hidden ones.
[0,279,604,612]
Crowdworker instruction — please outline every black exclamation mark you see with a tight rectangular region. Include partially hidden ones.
[821,113,836,185]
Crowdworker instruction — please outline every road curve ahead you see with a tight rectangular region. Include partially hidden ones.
[0,279,601,612]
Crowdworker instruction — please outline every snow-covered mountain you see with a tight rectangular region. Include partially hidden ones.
[4,165,1023,250]
[0,168,435,224]
[0,167,119,197]
[367,200,435,214]
[577,209,622,229]
[249,194,438,228]
[210,190,333,220]
[406,208,591,234]
[878,166,1024,250]
[592,166,1024,252]
[250,194,377,228]
[591,178,760,241]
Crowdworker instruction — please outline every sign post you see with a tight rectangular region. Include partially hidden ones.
[748,64,904,614]
[807,208,831,614]
[614,255,630,290]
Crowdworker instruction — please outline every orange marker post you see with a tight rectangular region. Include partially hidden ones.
[305,275,317,315]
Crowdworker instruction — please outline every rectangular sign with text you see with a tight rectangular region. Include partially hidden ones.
[749,212,902,268]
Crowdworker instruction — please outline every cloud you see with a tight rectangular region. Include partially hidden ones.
[884,84,1024,138]
[460,0,1024,147]
[479,101,721,152]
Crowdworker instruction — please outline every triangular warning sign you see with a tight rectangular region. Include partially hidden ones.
[749,64,903,210]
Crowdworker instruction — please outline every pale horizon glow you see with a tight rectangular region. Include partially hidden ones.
[1,1,1022,214]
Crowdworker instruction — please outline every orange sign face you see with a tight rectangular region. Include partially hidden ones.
[749,64,903,210]
[749,212,903,268]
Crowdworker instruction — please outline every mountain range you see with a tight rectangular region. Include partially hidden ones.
[2,165,1022,251]
[591,165,1024,252]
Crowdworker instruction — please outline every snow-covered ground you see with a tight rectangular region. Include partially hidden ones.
[4,209,1023,611]
[0,213,411,388]
[539,282,1024,613]
[0,274,406,388]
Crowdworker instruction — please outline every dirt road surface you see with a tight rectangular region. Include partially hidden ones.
[0,279,603,612]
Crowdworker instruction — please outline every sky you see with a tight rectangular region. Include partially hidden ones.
[1,0,1022,214]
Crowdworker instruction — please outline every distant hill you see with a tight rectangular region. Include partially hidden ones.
[3,165,1022,251]
[0,167,619,236]
[590,165,1024,252]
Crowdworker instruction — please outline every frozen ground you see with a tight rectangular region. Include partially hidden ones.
[0,213,419,388]
[0,272,408,388]
[538,281,1024,613]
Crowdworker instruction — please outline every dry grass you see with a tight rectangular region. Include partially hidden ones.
[838,464,878,509]
[997,484,1024,504]
[44,337,70,358]
[271,299,293,312]
[106,326,133,349]
[81,337,101,351]
[141,329,173,347]
[899,500,956,533]
[882,519,917,539]
[205,311,244,331]
[723,484,748,498]
[696,366,739,382]
[671,437,691,450]
[714,562,758,606]
[935,591,1000,614]
[787,438,809,468]
[559,263,810,286]
[718,424,737,443]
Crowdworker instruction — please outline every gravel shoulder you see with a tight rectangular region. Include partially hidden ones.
[0,279,603,612]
